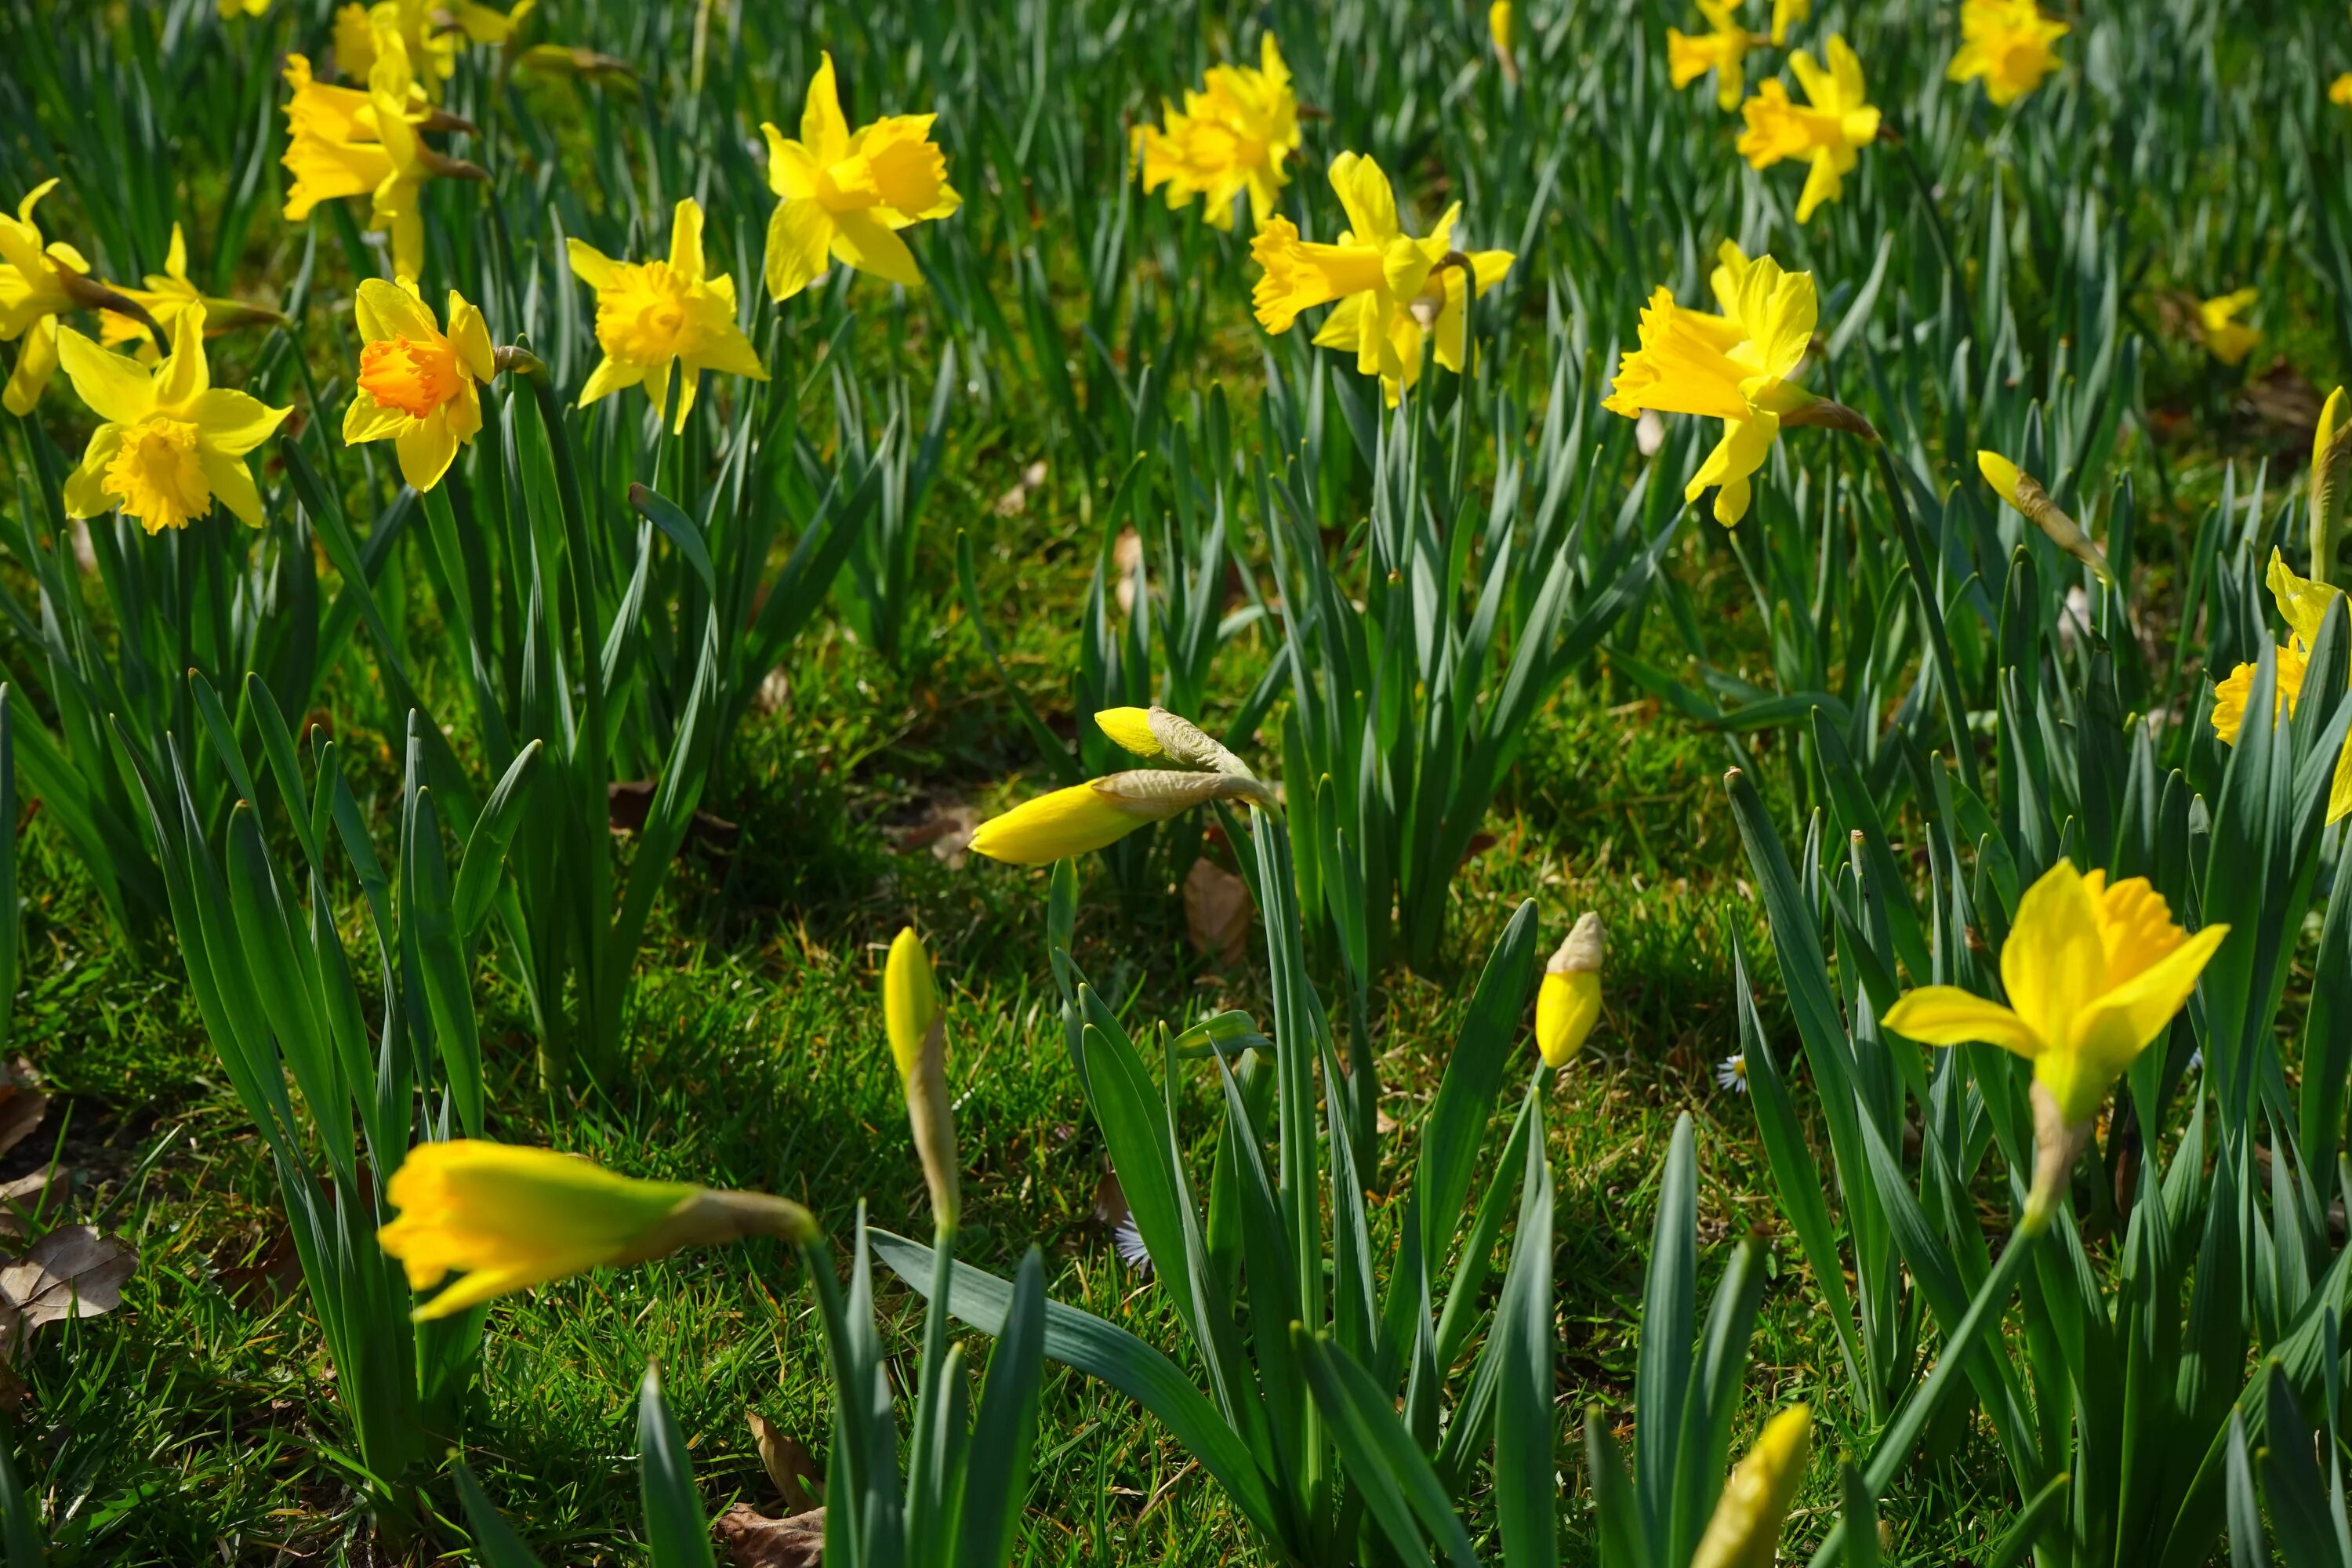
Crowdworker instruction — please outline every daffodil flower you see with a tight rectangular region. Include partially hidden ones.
[55,306,291,535]
[1690,1406,1812,1568]
[1605,243,1867,525]
[885,928,959,1230]
[1882,860,2225,1215]
[2196,288,2260,367]
[1768,0,1809,46]
[99,223,287,361]
[334,0,456,94]
[1250,152,1515,407]
[448,0,535,45]
[2332,74,2352,108]
[759,53,961,302]
[0,180,166,416]
[1095,705,1256,777]
[2209,548,2352,822]
[1535,913,1604,1068]
[1668,0,1753,112]
[567,197,769,434]
[1132,34,1302,231]
[377,1138,816,1320]
[218,0,270,17]
[281,33,483,283]
[1488,3,1519,83]
[1947,0,2067,107]
[341,278,495,492]
[1737,35,1880,223]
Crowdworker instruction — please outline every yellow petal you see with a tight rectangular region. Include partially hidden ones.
[829,209,922,288]
[191,388,292,457]
[1998,860,2109,1051]
[1327,151,1399,245]
[764,197,834,302]
[354,276,437,345]
[1881,985,2045,1058]
[56,326,156,426]
[667,198,706,283]
[801,53,850,162]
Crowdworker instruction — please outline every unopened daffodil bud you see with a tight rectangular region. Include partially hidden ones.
[1535,912,1604,1068]
[1690,1404,1813,1568]
[885,927,959,1232]
[378,1139,815,1320]
[1978,449,2110,583]
[1489,2,1519,83]
[969,769,1276,866]
[1094,706,1256,777]
[2310,387,2349,586]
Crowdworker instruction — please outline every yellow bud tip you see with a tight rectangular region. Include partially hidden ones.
[1976,448,2024,507]
[1690,1404,1813,1568]
[1535,913,1605,1068]
[884,927,939,1083]
[1094,706,1163,757]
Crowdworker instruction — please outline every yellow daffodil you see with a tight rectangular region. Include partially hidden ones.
[378,1138,816,1320]
[1690,1406,1812,1568]
[2312,387,2350,585]
[1882,860,2224,1216]
[1133,35,1302,232]
[342,278,495,492]
[219,0,270,16]
[1668,1,1753,113]
[0,180,96,415]
[2196,288,2260,367]
[1947,0,2067,107]
[1490,2,1519,84]
[1606,243,1868,525]
[1977,449,2110,582]
[1535,912,1604,1068]
[1737,35,1879,223]
[1250,152,1515,407]
[99,223,286,360]
[884,928,960,1230]
[334,0,455,93]
[970,770,1274,865]
[449,0,535,44]
[1095,705,1256,777]
[2209,549,2352,821]
[55,307,290,535]
[2332,74,2352,108]
[282,34,482,283]
[1768,0,1809,46]
[567,198,768,434]
[759,53,961,302]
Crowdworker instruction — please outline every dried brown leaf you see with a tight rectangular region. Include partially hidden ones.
[716,1502,826,1566]
[747,1411,822,1513]
[1181,858,1253,967]
[0,1225,136,1357]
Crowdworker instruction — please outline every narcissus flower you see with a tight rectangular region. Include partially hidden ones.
[100,223,286,359]
[2209,549,2352,822]
[448,0,535,44]
[56,307,291,534]
[884,928,959,1230]
[0,180,98,415]
[1606,244,1869,525]
[568,198,769,433]
[1977,449,2109,583]
[2332,74,2352,108]
[342,278,495,492]
[1947,0,2066,107]
[1769,0,1809,46]
[1737,36,1879,223]
[1133,35,1302,232]
[1690,1406,1812,1568]
[218,0,270,16]
[2196,289,2260,367]
[760,53,961,302]
[970,770,1275,865]
[1882,860,2224,1216]
[1668,1,1753,112]
[281,34,483,283]
[378,1138,817,1320]
[1535,913,1604,1068]
[1250,152,1515,407]
[1096,706,1257,777]
[333,0,456,93]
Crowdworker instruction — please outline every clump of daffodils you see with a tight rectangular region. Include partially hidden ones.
[2205,548,2352,822]
[568,197,769,432]
[1132,35,1301,231]
[760,53,961,302]
[968,705,1276,865]
[1737,35,1879,223]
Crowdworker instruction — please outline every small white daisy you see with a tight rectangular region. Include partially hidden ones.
[1113,1214,1153,1277]
[1716,1054,1749,1093]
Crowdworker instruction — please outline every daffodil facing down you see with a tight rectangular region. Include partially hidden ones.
[2196,288,2260,367]
[568,198,769,433]
[1737,35,1879,223]
[378,1139,817,1320]
[760,53,961,302]
[1690,1406,1813,1568]
[100,223,287,359]
[1604,243,1871,525]
[1133,35,1302,232]
[1977,449,2110,583]
[884,928,959,1232]
[2209,549,2352,822]
[1,180,165,415]
[1882,859,2226,1221]
[1947,0,2067,107]
[1668,1,1754,113]
[342,278,496,492]
[1768,0,1809,46]
[1535,912,1604,1068]
[1250,153,1515,407]
[56,307,290,535]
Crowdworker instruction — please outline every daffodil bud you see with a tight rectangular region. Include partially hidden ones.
[968,770,1276,865]
[2310,387,2350,586]
[886,927,960,1232]
[1536,912,1604,1068]
[1095,706,1257,777]
[1978,449,2110,583]
[1489,1,1519,83]
[1690,1404,1813,1568]
[378,1140,816,1321]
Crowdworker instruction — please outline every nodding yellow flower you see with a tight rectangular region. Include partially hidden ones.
[1094,706,1257,777]
[1489,2,1519,83]
[449,0,535,44]
[342,278,495,492]
[1769,0,1809,46]
[2209,549,2352,822]
[759,53,962,303]
[378,1138,818,1321]
[1737,35,1879,223]
[2332,73,2352,108]
[1535,913,1604,1069]
[55,307,290,535]
[1690,1406,1813,1568]
[1668,1,1753,113]
[1132,34,1302,233]
[969,770,1276,865]
[884,928,960,1230]
[1249,152,1515,408]
[334,0,456,94]
[282,34,480,283]
[568,198,769,434]
[2196,288,2261,367]
[1976,449,2111,583]
[1947,0,2067,107]
[100,224,287,361]
[0,180,100,415]
[1606,244,1856,526]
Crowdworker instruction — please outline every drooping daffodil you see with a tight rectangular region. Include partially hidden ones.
[2208,548,2352,822]
[1668,1,1754,112]
[2196,288,2260,367]
[333,0,456,94]
[1133,34,1303,230]
[100,223,287,360]
[342,278,497,492]
[1535,912,1604,1068]
[1250,152,1515,407]
[1947,0,2067,107]
[760,53,961,302]
[1,180,166,415]
[1737,35,1880,223]
[568,197,769,433]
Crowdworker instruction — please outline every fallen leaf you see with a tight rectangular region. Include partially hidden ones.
[748,1411,822,1513]
[887,799,979,869]
[1182,858,1253,967]
[0,1062,48,1163]
[0,1170,67,1240]
[716,1502,826,1566]
[608,781,742,869]
[0,1225,136,1356]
